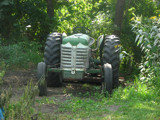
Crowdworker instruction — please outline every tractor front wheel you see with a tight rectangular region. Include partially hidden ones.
[37,62,47,96]
[102,63,113,96]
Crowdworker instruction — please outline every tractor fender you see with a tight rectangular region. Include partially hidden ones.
[99,35,105,48]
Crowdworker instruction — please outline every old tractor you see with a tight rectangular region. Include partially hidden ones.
[37,28,120,96]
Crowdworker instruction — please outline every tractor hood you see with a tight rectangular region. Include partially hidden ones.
[62,33,91,46]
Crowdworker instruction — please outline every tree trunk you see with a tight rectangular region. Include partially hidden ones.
[46,0,54,18]
[113,0,125,37]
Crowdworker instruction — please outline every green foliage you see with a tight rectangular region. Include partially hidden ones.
[120,0,159,65]
[0,41,42,68]
[132,15,160,95]
[113,80,156,102]
[14,0,51,42]
[131,0,157,17]
[0,0,51,43]
[0,0,117,44]
[55,0,115,38]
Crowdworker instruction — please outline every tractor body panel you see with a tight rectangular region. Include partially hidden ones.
[62,33,91,46]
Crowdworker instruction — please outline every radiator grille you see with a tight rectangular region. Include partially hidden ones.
[61,43,90,69]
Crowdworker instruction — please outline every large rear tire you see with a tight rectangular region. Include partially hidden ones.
[44,32,62,87]
[101,35,120,88]
[37,62,47,96]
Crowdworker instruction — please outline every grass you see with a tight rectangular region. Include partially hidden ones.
[34,82,160,120]
[0,78,159,120]
[55,93,160,120]
[36,96,56,105]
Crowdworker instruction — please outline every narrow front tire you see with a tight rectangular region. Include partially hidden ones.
[102,63,113,96]
[37,62,47,96]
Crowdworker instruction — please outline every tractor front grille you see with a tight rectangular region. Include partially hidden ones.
[61,43,90,69]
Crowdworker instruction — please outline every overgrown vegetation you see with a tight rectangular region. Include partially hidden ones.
[132,15,160,96]
[0,41,42,68]
[2,81,38,120]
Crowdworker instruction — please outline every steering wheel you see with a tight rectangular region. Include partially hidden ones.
[73,27,90,34]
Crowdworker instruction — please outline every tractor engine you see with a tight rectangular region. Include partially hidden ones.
[60,33,92,80]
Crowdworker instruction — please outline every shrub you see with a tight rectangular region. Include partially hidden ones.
[0,41,42,68]
[132,15,160,95]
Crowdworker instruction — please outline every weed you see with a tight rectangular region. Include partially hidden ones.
[4,80,38,120]
[0,62,7,85]
[0,89,12,108]
[36,97,56,105]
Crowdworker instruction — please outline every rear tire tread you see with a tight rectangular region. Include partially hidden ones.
[44,32,62,87]
[103,35,120,88]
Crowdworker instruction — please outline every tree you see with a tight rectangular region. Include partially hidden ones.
[46,0,54,18]
[113,0,125,36]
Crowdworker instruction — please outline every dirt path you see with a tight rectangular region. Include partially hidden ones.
[2,68,100,107]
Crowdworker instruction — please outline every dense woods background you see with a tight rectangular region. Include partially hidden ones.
[0,0,160,119]
[1,0,160,73]
[0,0,159,59]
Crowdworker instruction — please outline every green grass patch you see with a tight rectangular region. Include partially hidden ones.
[53,81,160,120]
[36,97,56,105]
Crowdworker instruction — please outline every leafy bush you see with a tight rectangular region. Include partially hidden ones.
[0,41,42,68]
[132,15,160,95]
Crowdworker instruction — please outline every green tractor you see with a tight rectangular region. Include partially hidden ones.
[37,28,120,96]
